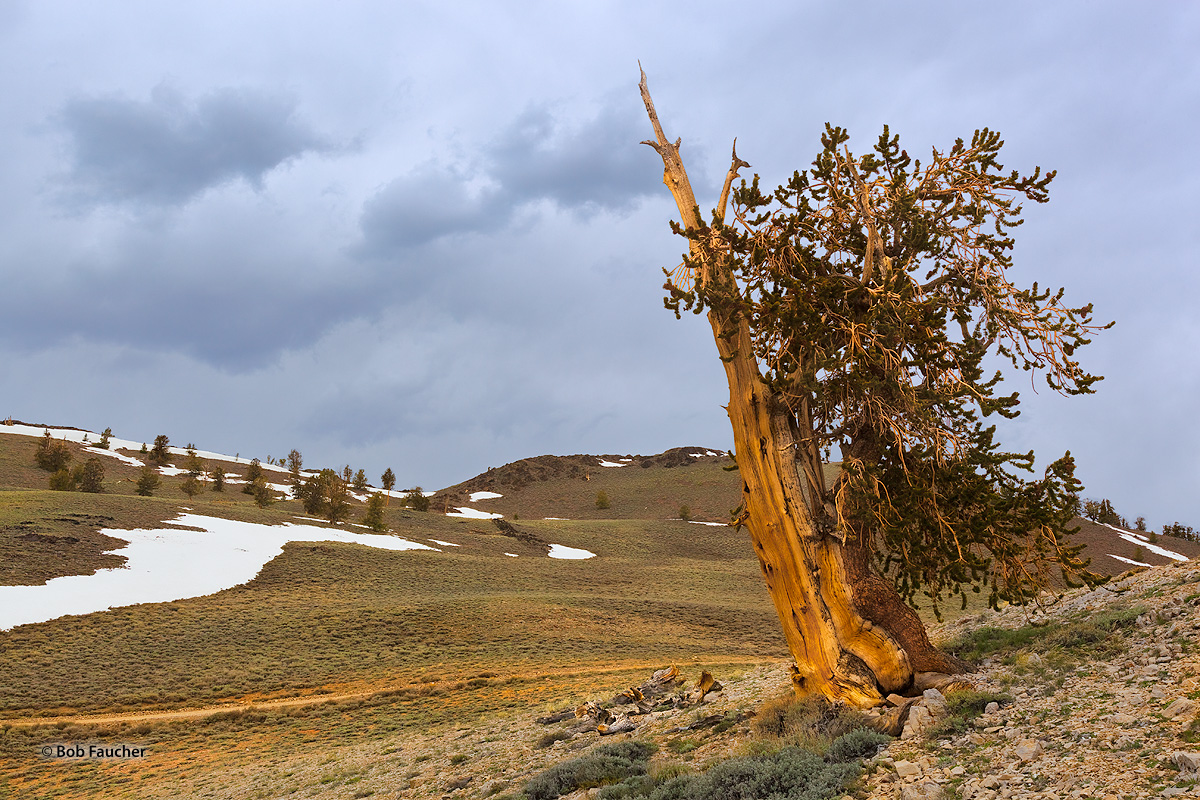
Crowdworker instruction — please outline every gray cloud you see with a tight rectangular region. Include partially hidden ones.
[56,85,329,207]
[358,98,662,256]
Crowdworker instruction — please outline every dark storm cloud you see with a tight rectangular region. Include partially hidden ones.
[56,85,329,207]
[358,98,662,255]
[486,101,662,213]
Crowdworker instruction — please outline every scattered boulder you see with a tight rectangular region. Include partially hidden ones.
[1170,751,1200,773]
[899,782,946,800]
[1164,698,1197,720]
[894,760,922,779]
[1014,739,1045,762]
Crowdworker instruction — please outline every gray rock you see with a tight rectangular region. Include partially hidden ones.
[899,782,945,800]
[1164,698,1197,719]
[1170,751,1200,773]
[922,688,949,715]
[984,701,1000,715]
[902,705,935,740]
[1014,739,1045,762]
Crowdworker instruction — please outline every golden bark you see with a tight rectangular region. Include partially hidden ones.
[639,69,957,706]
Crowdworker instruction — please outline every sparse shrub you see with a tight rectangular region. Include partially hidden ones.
[302,469,351,522]
[596,490,611,510]
[633,746,859,800]
[181,475,203,498]
[678,505,691,522]
[362,493,388,531]
[404,487,430,512]
[185,447,205,478]
[35,429,73,472]
[242,458,264,495]
[927,689,1011,739]
[526,741,655,800]
[825,728,889,762]
[140,442,148,454]
[209,465,225,492]
[78,457,105,493]
[1132,546,1146,564]
[750,694,871,753]
[97,427,112,450]
[49,468,77,491]
[450,754,469,765]
[136,465,161,496]
[148,435,171,466]
[251,477,274,508]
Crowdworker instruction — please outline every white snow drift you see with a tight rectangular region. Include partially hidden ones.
[0,514,437,630]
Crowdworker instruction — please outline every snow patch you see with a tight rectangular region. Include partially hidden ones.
[0,514,438,630]
[84,447,144,467]
[469,491,503,501]
[687,520,728,527]
[598,460,626,467]
[446,507,502,519]
[429,540,460,547]
[1108,553,1152,568]
[547,543,595,560]
[543,517,569,521]
[157,466,188,477]
[1101,523,1188,561]
[504,553,519,558]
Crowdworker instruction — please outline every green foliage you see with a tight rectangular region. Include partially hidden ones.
[946,606,1141,663]
[381,468,396,493]
[97,427,112,450]
[180,475,203,498]
[1082,498,1126,527]
[136,465,161,496]
[926,689,1011,738]
[148,435,171,466]
[78,457,105,493]
[49,468,77,491]
[209,465,225,492]
[678,505,691,522]
[596,490,611,510]
[242,458,264,494]
[362,493,388,531]
[251,477,274,508]
[301,469,351,522]
[1163,521,1198,542]
[287,449,304,497]
[185,447,205,478]
[594,746,860,800]
[34,430,73,472]
[404,487,430,512]
[663,122,1110,612]
[749,694,873,754]
[526,741,656,800]
[353,469,369,491]
[824,729,889,763]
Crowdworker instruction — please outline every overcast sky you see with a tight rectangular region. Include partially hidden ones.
[1,1,1196,528]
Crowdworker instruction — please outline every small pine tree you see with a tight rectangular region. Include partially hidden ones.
[1132,546,1146,564]
[79,458,105,493]
[342,465,353,484]
[186,447,205,479]
[209,465,225,492]
[97,427,112,450]
[148,435,171,466]
[242,458,264,495]
[595,490,610,510]
[678,504,691,522]
[140,442,148,454]
[353,469,369,492]
[181,475,203,498]
[404,487,430,512]
[35,429,73,472]
[49,467,77,491]
[251,477,274,508]
[136,465,161,496]
[287,449,303,497]
[381,468,396,506]
[363,493,388,531]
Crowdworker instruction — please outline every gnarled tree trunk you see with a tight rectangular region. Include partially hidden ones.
[639,71,963,706]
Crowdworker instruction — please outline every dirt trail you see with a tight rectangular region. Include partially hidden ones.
[0,656,784,729]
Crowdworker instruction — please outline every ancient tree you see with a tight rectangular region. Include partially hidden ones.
[639,70,1109,706]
